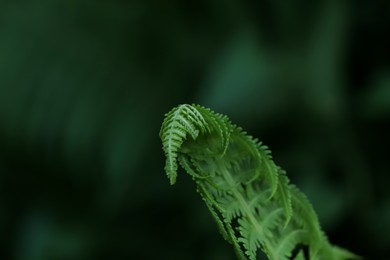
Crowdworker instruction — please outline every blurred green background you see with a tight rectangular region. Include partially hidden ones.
[0,1,389,259]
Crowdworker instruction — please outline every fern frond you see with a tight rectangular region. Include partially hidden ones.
[257,144,279,198]
[262,208,284,237]
[159,104,209,184]
[276,171,293,226]
[275,229,307,259]
[330,246,362,260]
[237,217,264,260]
[160,104,359,260]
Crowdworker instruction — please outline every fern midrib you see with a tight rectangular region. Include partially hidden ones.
[218,161,277,259]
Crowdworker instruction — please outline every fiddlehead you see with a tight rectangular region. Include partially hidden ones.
[160,104,359,260]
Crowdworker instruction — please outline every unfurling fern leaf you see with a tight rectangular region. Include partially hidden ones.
[160,104,360,260]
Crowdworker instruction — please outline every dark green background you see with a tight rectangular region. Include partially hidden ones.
[0,1,389,259]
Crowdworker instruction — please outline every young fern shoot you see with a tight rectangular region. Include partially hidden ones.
[160,104,359,260]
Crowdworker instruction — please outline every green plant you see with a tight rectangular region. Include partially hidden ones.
[159,104,359,260]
